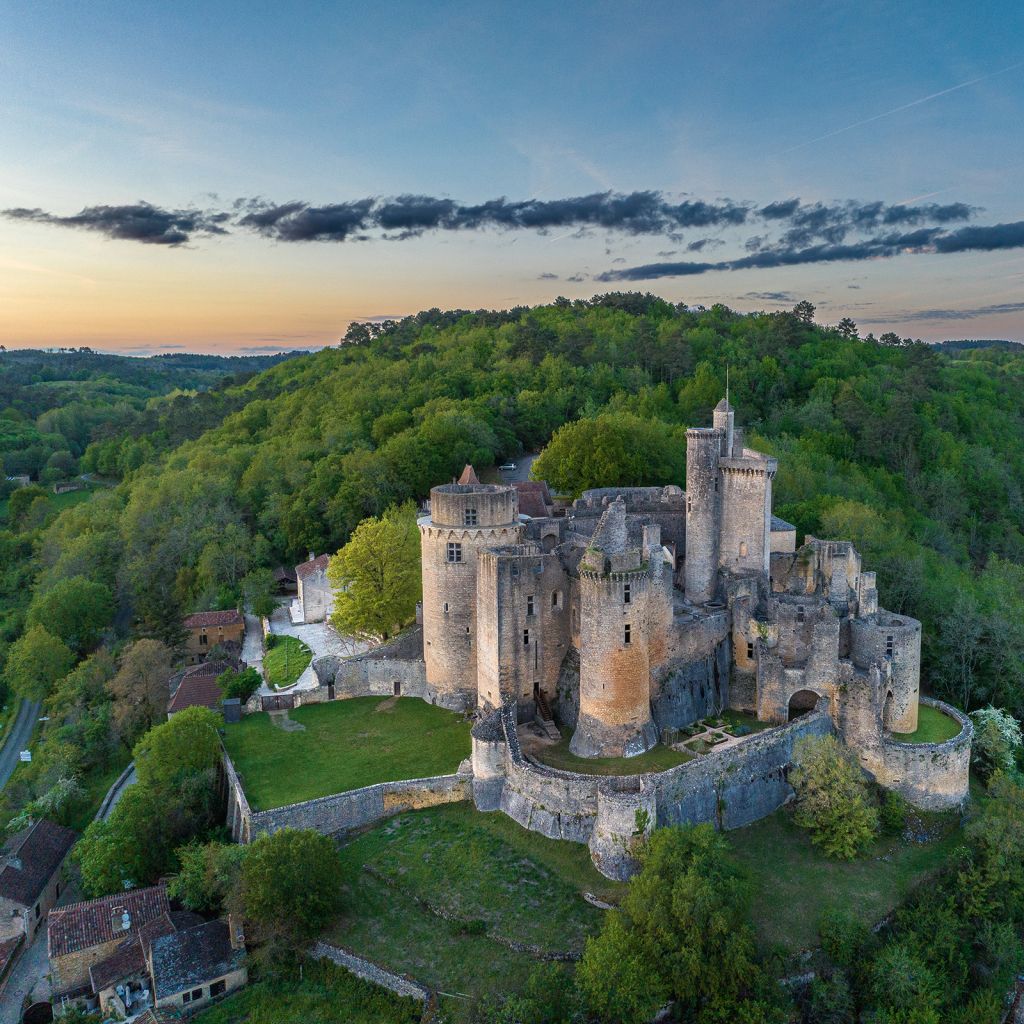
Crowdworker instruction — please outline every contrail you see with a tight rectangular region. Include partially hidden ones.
[779,60,1024,155]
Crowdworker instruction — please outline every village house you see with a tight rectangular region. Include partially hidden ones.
[48,884,171,998]
[291,552,332,624]
[167,661,233,718]
[0,818,75,945]
[182,609,245,665]
[149,917,247,1012]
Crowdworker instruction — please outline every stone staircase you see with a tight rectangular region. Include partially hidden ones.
[534,690,561,740]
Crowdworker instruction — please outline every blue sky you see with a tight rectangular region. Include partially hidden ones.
[2,1,1023,351]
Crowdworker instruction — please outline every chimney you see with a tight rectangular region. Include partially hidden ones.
[308,551,315,562]
[228,913,245,951]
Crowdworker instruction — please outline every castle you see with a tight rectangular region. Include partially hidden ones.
[417,399,971,835]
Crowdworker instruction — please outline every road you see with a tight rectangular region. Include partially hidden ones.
[0,700,41,790]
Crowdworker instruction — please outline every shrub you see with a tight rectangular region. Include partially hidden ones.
[791,735,879,859]
[969,706,1022,781]
[218,666,262,702]
[879,788,908,835]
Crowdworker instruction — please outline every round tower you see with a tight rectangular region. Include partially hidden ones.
[712,397,734,456]
[419,482,521,708]
[684,427,724,605]
[850,612,921,733]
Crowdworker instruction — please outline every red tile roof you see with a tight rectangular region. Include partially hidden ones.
[457,464,480,485]
[296,553,330,579]
[183,609,243,630]
[0,819,76,907]
[167,666,224,715]
[513,481,553,519]
[48,884,170,959]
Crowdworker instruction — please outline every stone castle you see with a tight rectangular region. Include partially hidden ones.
[418,398,970,810]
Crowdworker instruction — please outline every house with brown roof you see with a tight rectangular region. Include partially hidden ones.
[182,609,245,665]
[291,552,333,625]
[0,819,75,944]
[150,917,247,1012]
[167,661,230,718]
[48,883,170,996]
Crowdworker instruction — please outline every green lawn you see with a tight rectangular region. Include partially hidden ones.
[263,635,312,689]
[727,806,963,953]
[534,735,692,775]
[222,698,472,810]
[0,485,95,524]
[720,709,774,734]
[890,702,963,744]
[328,803,623,1019]
[192,958,421,1024]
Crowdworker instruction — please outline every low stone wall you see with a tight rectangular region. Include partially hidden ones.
[244,772,472,840]
[867,697,972,811]
[311,941,430,1003]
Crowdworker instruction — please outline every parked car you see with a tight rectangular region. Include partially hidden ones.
[499,462,517,471]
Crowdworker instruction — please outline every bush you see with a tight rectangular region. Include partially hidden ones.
[791,735,879,859]
[218,666,262,702]
[970,706,1022,781]
[879,788,908,835]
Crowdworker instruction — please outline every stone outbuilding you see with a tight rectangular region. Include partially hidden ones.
[0,818,75,944]
[292,552,333,624]
[150,917,247,1012]
[182,609,245,665]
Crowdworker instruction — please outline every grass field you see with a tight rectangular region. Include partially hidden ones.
[891,702,963,744]
[534,735,692,775]
[262,635,312,689]
[0,485,95,524]
[222,697,472,810]
[193,959,421,1024]
[328,803,623,1019]
[727,806,963,953]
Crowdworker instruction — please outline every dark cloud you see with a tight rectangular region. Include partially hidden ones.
[743,291,796,303]
[933,220,1024,254]
[537,272,559,280]
[3,202,227,245]
[566,273,586,282]
[848,284,861,289]
[869,300,1024,323]
[236,199,374,242]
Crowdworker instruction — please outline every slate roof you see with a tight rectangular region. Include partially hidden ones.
[150,920,244,998]
[715,396,732,411]
[134,1010,185,1024]
[296,553,330,579]
[183,609,244,630]
[0,819,75,907]
[48,884,170,959]
[770,515,796,532]
[167,663,224,715]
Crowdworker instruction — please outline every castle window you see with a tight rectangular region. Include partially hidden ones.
[527,596,535,616]
[523,628,531,646]
[443,602,449,615]
[464,507,478,526]
[551,590,563,610]
[796,606,805,623]
[687,497,692,513]
[624,624,631,645]
[746,641,754,659]
[739,541,748,557]
[623,583,631,605]
[886,635,894,658]
[447,542,463,563]
[572,607,579,632]
[466,626,471,634]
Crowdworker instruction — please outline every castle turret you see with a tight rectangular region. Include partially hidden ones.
[713,397,735,456]
[419,480,521,709]
[571,499,658,758]
[684,427,724,604]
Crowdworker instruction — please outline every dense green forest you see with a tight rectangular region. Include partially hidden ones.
[0,347,299,481]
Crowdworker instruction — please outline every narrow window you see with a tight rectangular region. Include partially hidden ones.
[464,507,478,526]
[447,542,462,563]
[572,607,579,632]
[796,606,805,623]
[527,596,535,616]
[687,497,692,513]
[551,591,560,608]
[523,628,531,646]
[746,641,754,659]
[739,541,748,557]
[443,602,449,615]
[623,583,631,605]
[624,624,631,645]
[199,634,208,646]
[886,635,894,658]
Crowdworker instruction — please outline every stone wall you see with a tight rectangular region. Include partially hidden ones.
[311,941,429,1004]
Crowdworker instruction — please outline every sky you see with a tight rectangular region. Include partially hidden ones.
[1,0,1023,354]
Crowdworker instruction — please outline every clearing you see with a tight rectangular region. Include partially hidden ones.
[890,702,962,743]
[727,805,963,953]
[327,803,623,1020]
[222,697,472,810]
[262,635,312,689]
[531,734,692,775]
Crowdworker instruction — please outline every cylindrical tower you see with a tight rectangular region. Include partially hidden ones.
[419,483,521,708]
[571,567,656,758]
[850,612,921,733]
[684,427,724,604]
[712,397,734,456]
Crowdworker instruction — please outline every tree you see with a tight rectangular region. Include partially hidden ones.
[107,639,176,743]
[531,412,685,498]
[218,666,261,702]
[7,484,49,529]
[133,705,222,796]
[27,575,114,654]
[790,735,879,859]
[240,828,343,941]
[328,501,421,642]
[578,825,770,1024]
[241,567,277,619]
[169,840,247,914]
[969,707,1022,781]
[793,300,816,324]
[4,624,75,701]
[835,317,859,340]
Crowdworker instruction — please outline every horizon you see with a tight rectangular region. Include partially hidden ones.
[2,1,1023,353]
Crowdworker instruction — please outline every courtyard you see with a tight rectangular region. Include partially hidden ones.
[222,697,472,810]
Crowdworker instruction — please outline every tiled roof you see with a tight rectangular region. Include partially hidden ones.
[296,553,330,579]
[48,884,170,959]
[151,920,244,998]
[183,609,243,629]
[134,1010,186,1024]
[0,819,75,907]
[88,910,203,994]
[457,464,480,485]
[168,667,224,714]
[513,481,552,519]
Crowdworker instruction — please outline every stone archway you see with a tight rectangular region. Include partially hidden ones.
[788,689,821,721]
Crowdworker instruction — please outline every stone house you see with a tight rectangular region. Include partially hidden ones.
[167,661,232,718]
[150,917,247,1012]
[182,609,245,665]
[0,819,75,944]
[293,553,332,624]
[48,884,170,996]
